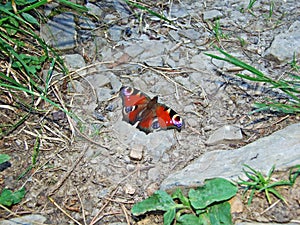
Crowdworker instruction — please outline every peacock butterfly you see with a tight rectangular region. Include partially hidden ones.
[120,86,184,134]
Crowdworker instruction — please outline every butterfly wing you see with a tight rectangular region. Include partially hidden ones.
[137,103,184,134]
[120,86,150,125]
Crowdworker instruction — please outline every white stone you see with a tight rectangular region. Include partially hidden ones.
[161,123,300,190]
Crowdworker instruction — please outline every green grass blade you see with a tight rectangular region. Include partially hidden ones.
[123,0,171,23]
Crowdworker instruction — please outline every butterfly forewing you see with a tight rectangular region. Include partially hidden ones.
[120,86,149,125]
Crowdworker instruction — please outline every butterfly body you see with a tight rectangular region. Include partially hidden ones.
[120,86,184,134]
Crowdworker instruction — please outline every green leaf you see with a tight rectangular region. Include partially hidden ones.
[198,213,211,225]
[21,12,39,25]
[171,188,190,207]
[164,208,176,225]
[131,190,176,216]
[0,154,11,164]
[208,202,233,225]
[178,214,202,225]
[8,17,19,28]
[189,178,237,209]
[0,187,26,207]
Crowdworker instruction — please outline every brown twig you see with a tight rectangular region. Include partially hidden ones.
[76,187,87,225]
[129,62,194,93]
[121,204,131,225]
[90,167,141,224]
[47,144,89,196]
[90,186,119,225]
[49,197,82,225]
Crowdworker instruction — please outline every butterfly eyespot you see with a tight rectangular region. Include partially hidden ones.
[152,120,160,130]
[172,115,183,128]
[124,105,136,114]
[122,87,134,96]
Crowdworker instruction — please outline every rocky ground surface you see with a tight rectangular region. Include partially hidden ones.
[1,0,300,224]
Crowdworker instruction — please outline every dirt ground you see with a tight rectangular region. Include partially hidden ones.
[1,0,300,224]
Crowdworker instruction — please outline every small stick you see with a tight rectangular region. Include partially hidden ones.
[121,204,131,225]
[47,145,89,196]
[76,187,87,225]
[49,197,82,225]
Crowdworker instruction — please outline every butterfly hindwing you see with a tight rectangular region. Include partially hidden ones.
[155,104,184,131]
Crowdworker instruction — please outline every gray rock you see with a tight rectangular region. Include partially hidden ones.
[126,164,136,172]
[124,43,144,58]
[168,30,180,42]
[149,82,176,96]
[139,41,166,59]
[264,21,300,63]
[43,2,59,17]
[113,121,177,162]
[86,74,110,88]
[148,167,161,181]
[78,16,96,30]
[113,0,131,19]
[129,145,144,160]
[0,214,47,225]
[63,54,86,76]
[109,25,123,42]
[165,57,176,68]
[170,5,189,18]
[108,73,123,93]
[207,125,243,145]
[203,9,223,21]
[190,54,211,71]
[40,12,76,50]
[174,76,192,89]
[161,123,300,190]
[97,88,113,102]
[178,29,201,40]
[143,56,164,67]
[86,3,103,17]
[170,51,180,61]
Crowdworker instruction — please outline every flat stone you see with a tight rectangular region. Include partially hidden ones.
[170,4,189,18]
[203,9,223,21]
[108,73,123,93]
[207,125,243,145]
[143,56,164,67]
[189,53,211,71]
[168,30,180,42]
[264,21,300,63]
[109,25,123,42]
[148,167,161,181]
[97,88,113,102]
[86,3,103,17]
[63,54,86,76]
[0,214,47,225]
[124,43,144,58]
[40,12,76,50]
[86,74,110,88]
[161,123,300,190]
[165,57,176,68]
[139,41,166,59]
[78,16,96,30]
[178,29,201,40]
[129,145,144,160]
[113,121,177,162]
